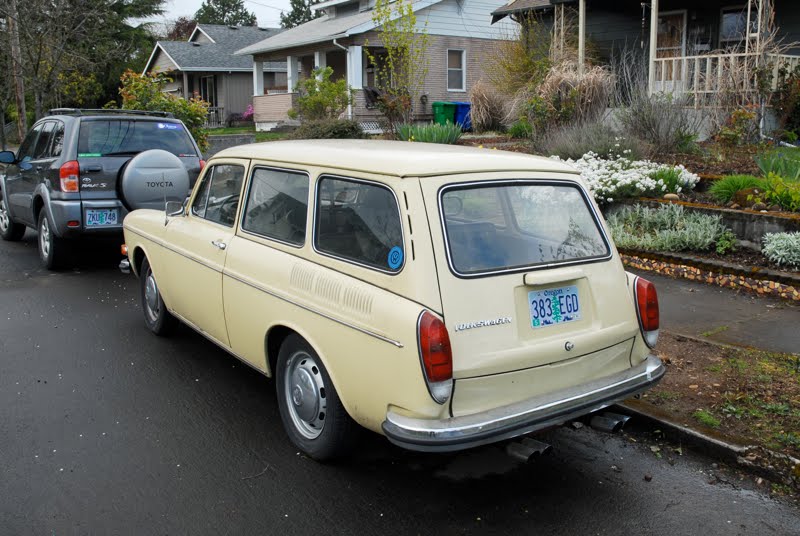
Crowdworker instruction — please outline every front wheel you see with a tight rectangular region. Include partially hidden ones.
[140,257,177,336]
[0,192,26,241]
[37,211,69,269]
[276,334,358,460]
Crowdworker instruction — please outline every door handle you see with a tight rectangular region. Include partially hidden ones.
[211,240,227,250]
[85,165,102,172]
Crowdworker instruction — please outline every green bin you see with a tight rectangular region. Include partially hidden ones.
[432,101,456,125]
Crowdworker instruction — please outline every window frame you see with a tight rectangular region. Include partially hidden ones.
[17,123,44,162]
[240,164,311,248]
[446,49,466,92]
[189,162,246,228]
[437,179,613,279]
[719,5,748,45]
[312,174,406,275]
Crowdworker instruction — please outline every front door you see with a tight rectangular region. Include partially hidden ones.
[158,160,248,346]
[656,11,687,88]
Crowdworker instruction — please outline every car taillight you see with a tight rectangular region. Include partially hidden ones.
[417,310,453,404]
[59,160,80,192]
[199,159,206,171]
[635,276,659,348]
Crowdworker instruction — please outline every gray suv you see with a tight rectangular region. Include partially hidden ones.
[0,109,204,269]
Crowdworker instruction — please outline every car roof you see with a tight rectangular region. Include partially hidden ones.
[43,114,182,122]
[212,140,579,178]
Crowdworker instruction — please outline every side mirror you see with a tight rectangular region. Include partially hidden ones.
[0,151,15,164]
[164,200,186,225]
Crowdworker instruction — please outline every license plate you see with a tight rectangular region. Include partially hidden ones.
[85,209,119,227]
[529,285,581,328]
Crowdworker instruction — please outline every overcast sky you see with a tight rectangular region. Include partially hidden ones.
[161,0,292,29]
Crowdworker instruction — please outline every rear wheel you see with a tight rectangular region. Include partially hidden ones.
[276,334,358,460]
[140,257,177,336]
[37,211,69,269]
[0,192,26,241]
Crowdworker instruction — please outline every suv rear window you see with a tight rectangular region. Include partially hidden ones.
[440,182,610,276]
[78,120,197,158]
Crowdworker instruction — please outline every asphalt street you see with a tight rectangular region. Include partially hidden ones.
[1,230,798,535]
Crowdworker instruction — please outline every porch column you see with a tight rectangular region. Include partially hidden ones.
[345,46,363,120]
[182,72,189,99]
[648,0,659,95]
[314,51,327,78]
[253,60,264,96]
[287,55,300,92]
[578,0,586,75]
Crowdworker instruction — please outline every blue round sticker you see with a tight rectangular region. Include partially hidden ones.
[387,246,404,270]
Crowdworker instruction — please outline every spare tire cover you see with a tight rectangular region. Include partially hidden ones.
[120,149,191,211]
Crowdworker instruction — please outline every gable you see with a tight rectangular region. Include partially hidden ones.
[149,46,181,73]
[416,0,517,39]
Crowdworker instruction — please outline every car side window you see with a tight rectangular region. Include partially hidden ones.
[242,167,309,246]
[50,121,65,158]
[32,122,56,160]
[315,176,404,273]
[190,164,245,227]
[17,123,43,162]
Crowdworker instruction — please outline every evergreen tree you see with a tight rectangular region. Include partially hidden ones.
[280,0,320,29]
[194,0,257,26]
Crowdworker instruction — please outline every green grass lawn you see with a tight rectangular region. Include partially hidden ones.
[208,126,288,143]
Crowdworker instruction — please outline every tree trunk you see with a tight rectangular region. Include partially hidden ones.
[8,0,27,140]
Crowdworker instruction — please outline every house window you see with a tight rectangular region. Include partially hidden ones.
[720,6,748,44]
[447,49,465,92]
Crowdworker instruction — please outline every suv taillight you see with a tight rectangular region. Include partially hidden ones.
[199,159,206,171]
[59,160,80,192]
[417,310,453,404]
[634,277,659,348]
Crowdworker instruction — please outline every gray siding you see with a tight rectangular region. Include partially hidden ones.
[151,48,179,73]
[225,73,256,116]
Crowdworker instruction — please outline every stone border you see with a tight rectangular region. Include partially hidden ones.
[621,253,800,301]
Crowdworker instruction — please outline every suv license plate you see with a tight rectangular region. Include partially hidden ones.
[529,285,581,328]
[85,209,119,227]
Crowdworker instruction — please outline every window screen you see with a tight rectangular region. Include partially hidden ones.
[190,164,245,227]
[315,177,404,272]
[242,167,309,245]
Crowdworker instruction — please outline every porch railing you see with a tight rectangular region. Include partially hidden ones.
[205,106,225,128]
[651,52,800,104]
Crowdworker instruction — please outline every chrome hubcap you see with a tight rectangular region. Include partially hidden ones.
[284,351,327,439]
[144,270,160,321]
[39,217,50,258]
[0,197,9,233]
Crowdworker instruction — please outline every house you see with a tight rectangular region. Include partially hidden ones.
[235,0,516,131]
[490,0,800,104]
[143,24,287,127]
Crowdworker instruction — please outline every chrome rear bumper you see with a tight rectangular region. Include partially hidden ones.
[382,354,664,452]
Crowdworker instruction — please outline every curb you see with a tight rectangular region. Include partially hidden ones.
[613,400,800,488]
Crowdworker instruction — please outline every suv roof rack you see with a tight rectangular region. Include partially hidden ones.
[47,108,175,119]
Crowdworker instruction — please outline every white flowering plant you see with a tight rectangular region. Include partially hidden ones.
[551,146,699,204]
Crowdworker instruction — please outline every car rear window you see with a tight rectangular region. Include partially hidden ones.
[440,182,610,276]
[78,120,197,158]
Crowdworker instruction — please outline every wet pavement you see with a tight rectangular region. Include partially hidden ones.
[1,232,798,534]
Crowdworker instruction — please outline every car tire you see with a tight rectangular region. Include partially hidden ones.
[0,192,26,241]
[140,257,177,336]
[276,334,358,461]
[37,211,69,269]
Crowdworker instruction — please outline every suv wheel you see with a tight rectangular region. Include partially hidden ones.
[0,192,26,241]
[37,211,69,269]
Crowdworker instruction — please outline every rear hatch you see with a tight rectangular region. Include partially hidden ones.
[76,117,202,202]
[419,175,641,380]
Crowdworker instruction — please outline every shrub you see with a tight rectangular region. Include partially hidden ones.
[469,80,505,133]
[508,119,532,139]
[762,232,800,269]
[774,64,800,136]
[288,67,353,121]
[541,122,649,161]
[396,121,462,144]
[755,147,800,181]
[617,92,703,154]
[762,176,800,211]
[708,175,766,204]
[552,152,699,203]
[607,204,733,253]
[716,107,759,146]
[287,119,365,140]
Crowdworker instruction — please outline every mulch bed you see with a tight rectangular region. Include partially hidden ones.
[649,142,762,177]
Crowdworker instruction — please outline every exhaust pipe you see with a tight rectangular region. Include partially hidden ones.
[506,437,552,462]
[590,411,632,433]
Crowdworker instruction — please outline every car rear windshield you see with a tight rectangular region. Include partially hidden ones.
[77,120,197,158]
[440,182,610,276]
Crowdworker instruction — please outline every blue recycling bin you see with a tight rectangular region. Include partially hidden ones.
[453,102,472,131]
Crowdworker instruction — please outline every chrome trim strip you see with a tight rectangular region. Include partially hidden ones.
[382,354,664,452]
[437,178,614,279]
[224,270,404,348]
[124,227,222,273]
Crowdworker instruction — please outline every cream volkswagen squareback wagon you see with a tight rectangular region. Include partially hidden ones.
[121,140,664,460]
